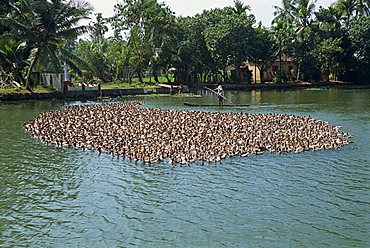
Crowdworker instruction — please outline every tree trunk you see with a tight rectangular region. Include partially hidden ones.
[153,67,160,83]
[153,74,160,83]
[279,52,282,83]
[259,66,264,83]
[26,49,40,91]
[137,68,144,84]
[223,69,227,83]
[254,61,257,84]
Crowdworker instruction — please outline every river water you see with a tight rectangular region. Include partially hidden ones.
[0,88,369,247]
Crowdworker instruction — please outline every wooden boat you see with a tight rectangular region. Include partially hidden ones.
[184,103,249,107]
[158,83,182,89]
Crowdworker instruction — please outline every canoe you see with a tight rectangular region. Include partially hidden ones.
[158,83,182,89]
[184,103,249,107]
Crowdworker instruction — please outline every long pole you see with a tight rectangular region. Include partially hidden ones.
[203,86,227,100]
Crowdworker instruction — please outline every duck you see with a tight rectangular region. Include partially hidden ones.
[24,101,353,164]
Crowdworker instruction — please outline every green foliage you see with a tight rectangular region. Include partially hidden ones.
[249,26,278,83]
[112,0,175,83]
[349,15,370,80]
[0,38,28,85]
[0,0,92,88]
[312,38,343,81]
[333,0,370,24]
[203,8,254,70]
[90,13,109,44]
[74,40,112,82]
[0,84,56,93]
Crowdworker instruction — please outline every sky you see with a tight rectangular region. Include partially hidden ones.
[87,0,335,27]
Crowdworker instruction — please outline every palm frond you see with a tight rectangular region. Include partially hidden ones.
[56,26,89,38]
[46,46,62,71]
[27,47,40,65]
[59,47,89,75]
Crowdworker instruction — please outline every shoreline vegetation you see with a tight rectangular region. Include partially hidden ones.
[1,81,369,102]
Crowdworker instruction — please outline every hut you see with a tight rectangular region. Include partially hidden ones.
[230,55,297,83]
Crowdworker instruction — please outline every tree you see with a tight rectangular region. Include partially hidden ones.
[272,20,295,82]
[0,38,28,86]
[333,0,357,24]
[272,0,296,82]
[348,15,370,81]
[203,8,255,83]
[105,39,129,81]
[74,39,112,81]
[355,0,370,16]
[312,37,343,81]
[312,6,349,81]
[113,0,175,84]
[249,26,278,83]
[172,16,213,83]
[229,0,251,15]
[273,0,295,25]
[1,0,91,89]
[273,0,319,80]
[90,13,108,45]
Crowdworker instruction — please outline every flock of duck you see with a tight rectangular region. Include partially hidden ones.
[24,101,352,164]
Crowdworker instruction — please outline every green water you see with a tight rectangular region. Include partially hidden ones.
[0,88,369,247]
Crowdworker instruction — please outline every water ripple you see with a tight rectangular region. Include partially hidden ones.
[1,92,370,247]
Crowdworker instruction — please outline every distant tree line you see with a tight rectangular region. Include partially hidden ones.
[1,0,369,88]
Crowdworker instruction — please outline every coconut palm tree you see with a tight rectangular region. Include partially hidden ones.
[333,0,369,22]
[273,0,317,31]
[332,0,357,23]
[273,0,317,80]
[231,0,251,15]
[293,0,317,32]
[1,0,92,89]
[354,0,370,16]
[272,0,295,25]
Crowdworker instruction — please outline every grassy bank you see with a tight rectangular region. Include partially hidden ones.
[100,82,158,90]
[0,85,56,94]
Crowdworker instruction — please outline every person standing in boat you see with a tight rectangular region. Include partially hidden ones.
[214,82,224,106]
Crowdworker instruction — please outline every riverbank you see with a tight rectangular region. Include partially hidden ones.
[1,81,369,101]
[0,87,174,101]
[200,81,370,90]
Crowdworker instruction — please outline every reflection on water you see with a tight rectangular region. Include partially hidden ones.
[1,89,370,247]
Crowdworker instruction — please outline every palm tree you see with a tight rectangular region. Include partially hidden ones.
[1,0,92,89]
[273,0,295,81]
[273,0,317,80]
[0,38,28,85]
[332,0,369,22]
[354,0,370,16]
[292,0,317,32]
[332,0,357,23]
[272,0,295,25]
[231,0,251,15]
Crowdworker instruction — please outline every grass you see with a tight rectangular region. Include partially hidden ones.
[100,76,174,90]
[100,81,157,90]
[0,85,56,94]
[0,76,174,93]
[131,76,174,84]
